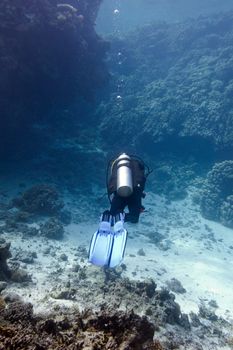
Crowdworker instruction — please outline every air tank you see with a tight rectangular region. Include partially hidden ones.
[116,153,133,197]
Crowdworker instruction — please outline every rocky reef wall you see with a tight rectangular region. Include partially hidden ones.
[200,160,233,227]
[0,0,109,158]
[98,11,233,160]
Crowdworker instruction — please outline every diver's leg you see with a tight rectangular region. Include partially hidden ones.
[126,189,142,223]
[110,193,126,216]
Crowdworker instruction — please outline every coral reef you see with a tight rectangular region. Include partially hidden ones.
[40,218,64,240]
[52,270,187,328]
[12,184,64,215]
[47,267,231,349]
[0,239,31,283]
[148,157,202,199]
[98,11,233,158]
[200,160,233,227]
[0,300,161,350]
[0,185,67,240]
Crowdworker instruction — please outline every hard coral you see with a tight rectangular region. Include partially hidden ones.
[40,217,64,240]
[0,301,162,350]
[220,194,233,228]
[201,160,233,227]
[99,11,233,156]
[13,184,64,215]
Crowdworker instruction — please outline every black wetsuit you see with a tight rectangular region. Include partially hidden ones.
[108,158,146,223]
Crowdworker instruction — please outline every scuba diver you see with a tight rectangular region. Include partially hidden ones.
[89,153,152,268]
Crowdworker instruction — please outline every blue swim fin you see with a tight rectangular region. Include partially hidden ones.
[109,216,128,268]
[88,216,113,267]
[89,212,127,268]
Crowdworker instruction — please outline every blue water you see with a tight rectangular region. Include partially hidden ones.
[0,1,233,348]
[97,0,233,36]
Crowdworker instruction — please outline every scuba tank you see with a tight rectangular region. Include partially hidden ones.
[106,153,152,203]
[116,153,133,197]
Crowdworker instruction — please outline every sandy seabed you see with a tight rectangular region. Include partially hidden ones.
[0,174,233,349]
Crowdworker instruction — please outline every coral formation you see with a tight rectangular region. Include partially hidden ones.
[201,160,233,227]
[51,270,188,329]
[0,300,161,350]
[219,195,233,228]
[40,217,64,240]
[98,11,233,157]
[1,185,66,239]
[13,184,64,215]
[0,239,31,283]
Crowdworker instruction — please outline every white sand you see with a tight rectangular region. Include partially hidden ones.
[124,191,233,321]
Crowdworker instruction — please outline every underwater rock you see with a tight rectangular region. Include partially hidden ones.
[134,280,155,299]
[198,302,218,322]
[158,239,173,251]
[0,240,11,280]
[154,288,183,325]
[208,299,218,309]
[71,263,80,272]
[201,161,233,227]
[40,218,64,240]
[138,278,157,298]
[165,278,186,294]
[12,250,37,264]
[147,230,166,245]
[13,184,64,215]
[10,268,32,283]
[189,312,202,327]
[59,253,68,261]
[137,248,146,256]
[179,313,191,330]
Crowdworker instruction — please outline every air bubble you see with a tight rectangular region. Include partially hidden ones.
[114,9,120,15]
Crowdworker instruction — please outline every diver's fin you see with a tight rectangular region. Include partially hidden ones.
[88,214,113,267]
[109,214,128,268]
